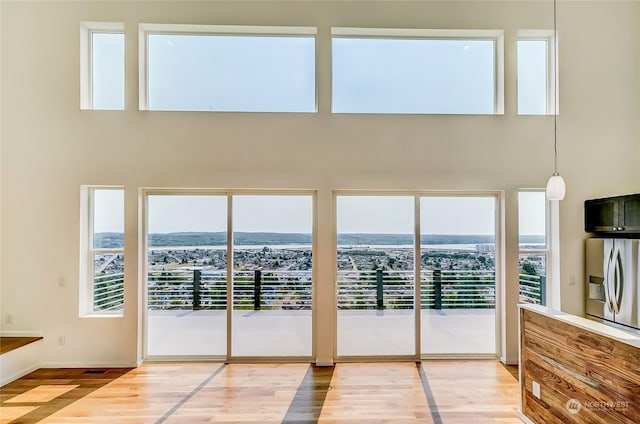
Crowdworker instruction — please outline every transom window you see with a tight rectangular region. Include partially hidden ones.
[331,28,504,114]
[517,30,555,115]
[80,22,125,110]
[139,24,317,112]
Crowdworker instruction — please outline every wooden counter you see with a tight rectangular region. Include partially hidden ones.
[519,304,640,424]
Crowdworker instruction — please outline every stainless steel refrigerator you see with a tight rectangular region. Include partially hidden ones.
[585,238,640,331]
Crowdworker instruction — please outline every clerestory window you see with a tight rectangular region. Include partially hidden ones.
[331,28,504,114]
[80,22,125,110]
[139,24,317,112]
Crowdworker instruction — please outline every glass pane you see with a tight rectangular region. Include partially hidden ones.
[93,253,124,312]
[92,189,124,249]
[231,195,313,357]
[336,196,415,356]
[148,34,316,112]
[518,191,546,247]
[519,253,546,304]
[420,196,496,355]
[146,195,228,356]
[518,191,547,305]
[92,32,125,110]
[517,39,547,115]
[332,38,495,114]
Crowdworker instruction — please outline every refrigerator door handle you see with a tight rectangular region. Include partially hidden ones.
[604,248,615,314]
[612,247,623,315]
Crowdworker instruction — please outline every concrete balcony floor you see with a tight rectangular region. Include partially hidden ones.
[147,308,496,358]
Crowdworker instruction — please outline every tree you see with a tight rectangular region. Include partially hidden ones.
[521,261,537,276]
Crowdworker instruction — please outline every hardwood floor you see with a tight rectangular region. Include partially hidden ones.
[0,361,520,423]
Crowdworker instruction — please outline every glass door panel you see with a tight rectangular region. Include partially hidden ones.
[146,195,227,356]
[231,195,313,357]
[420,196,496,355]
[336,195,415,356]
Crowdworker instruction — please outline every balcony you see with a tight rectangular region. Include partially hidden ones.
[95,268,545,356]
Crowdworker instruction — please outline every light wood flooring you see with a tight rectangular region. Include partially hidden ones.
[0,361,520,423]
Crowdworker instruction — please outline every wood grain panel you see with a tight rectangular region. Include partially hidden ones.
[520,308,640,424]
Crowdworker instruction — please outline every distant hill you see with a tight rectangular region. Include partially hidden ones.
[94,232,543,249]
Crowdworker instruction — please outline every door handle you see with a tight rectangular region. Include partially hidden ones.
[612,248,623,315]
[604,248,615,313]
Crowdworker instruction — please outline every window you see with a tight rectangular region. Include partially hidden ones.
[517,30,555,115]
[139,24,316,112]
[331,28,504,114]
[80,22,125,110]
[80,187,124,315]
[518,191,547,305]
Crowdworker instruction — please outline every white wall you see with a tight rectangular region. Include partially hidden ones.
[1,1,639,366]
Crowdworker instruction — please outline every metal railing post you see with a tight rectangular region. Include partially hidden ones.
[434,269,442,309]
[539,275,546,305]
[254,269,262,311]
[376,269,384,310]
[193,269,201,310]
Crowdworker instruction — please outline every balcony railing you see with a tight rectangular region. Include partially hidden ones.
[147,269,312,310]
[519,273,546,305]
[145,268,496,310]
[337,269,495,310]
[93,272,124,312]
[98,268,541,312]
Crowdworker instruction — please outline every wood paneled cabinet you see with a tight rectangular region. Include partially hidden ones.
[519,305,640,424]
[585,194,640,234]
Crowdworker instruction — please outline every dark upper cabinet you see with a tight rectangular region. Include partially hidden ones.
[585,194,640,234]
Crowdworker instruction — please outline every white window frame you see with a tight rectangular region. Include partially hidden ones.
[79,186,125,317]
[517,30,557,115]
[80,22,125,110]
[330,27,504,115]
[138,23,318,111]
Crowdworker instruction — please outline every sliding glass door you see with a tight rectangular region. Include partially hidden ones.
[231,195,313,357]
[146,195,228,357]
[144,191,314,360]
[336,195,415,357]
[335,193,498,359]
[420,196,497,355]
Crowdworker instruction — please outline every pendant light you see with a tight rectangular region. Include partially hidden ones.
[546,0,566,201]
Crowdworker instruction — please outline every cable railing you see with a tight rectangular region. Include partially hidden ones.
[144,268,497,310]
[146,269,312,310]
[336,269,496,310]
[93,272,124,312]
[519,274,546,305]
[100,268,543,311]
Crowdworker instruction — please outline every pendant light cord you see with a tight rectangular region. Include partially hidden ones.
[553,0,559,176]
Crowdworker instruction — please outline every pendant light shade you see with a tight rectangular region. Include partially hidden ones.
[546,173,566,201]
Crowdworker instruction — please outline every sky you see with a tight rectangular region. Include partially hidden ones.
[94,193,549,236]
